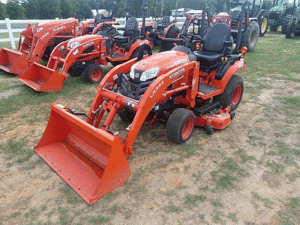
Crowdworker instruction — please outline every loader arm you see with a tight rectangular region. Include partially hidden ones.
[17,24,34,53]
[28,18,80,64]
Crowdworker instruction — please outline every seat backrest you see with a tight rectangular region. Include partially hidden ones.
[124,17,138,37]
[202,23,231,53]
[159,16,170,26]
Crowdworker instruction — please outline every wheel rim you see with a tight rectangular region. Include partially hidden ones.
[90,68,103,82]
[231,85,242,106]
[181,117,194,140]
[261,17,268,33]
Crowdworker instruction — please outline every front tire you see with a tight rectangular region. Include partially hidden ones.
[214,75,244,111]
[83,64,103,83]
[166,108,195,144]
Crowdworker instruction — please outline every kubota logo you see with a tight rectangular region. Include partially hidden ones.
[150,80,164,98]
[53,25,66,32]
[41,32,49,40]
[166,58,188,70]
[83,41,94,48]
[169,68,185,79]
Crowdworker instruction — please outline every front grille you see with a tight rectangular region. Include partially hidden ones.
[117,73,153,100]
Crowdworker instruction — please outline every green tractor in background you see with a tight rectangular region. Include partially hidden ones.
[285,0,300,37]
[231,0,271,37]
[269,0,295,33]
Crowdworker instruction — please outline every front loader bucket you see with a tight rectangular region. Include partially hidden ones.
[0,47,29,75]
[18,63,66,92]
[35,104,131,205]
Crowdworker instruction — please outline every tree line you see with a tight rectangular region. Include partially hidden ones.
[0,0,272,20]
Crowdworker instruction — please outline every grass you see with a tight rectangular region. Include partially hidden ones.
[184,193,207,208]
[252,192,274,208]
[278,197,300,224]
[211,158,250,190]
[0,138,33,165]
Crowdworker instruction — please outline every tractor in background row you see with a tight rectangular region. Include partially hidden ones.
[18,1,153,92]
[212,1,260,52]
[285,0,300,37]
[0,11,116,76]
[268,0,295,33]
[225,0,270,37]
[158,1,212,52]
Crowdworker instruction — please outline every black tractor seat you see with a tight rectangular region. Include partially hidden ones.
[113,17,139,42]
[193,23,232,70]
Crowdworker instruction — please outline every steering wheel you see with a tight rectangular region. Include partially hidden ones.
[179,33,204,42]
[188,33,205,42]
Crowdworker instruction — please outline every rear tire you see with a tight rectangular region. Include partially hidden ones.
[166,26,180,38]
[166,108,195,144]
[258,12,268,37]
[214,75,244,111]
[241,21,259,52]
[83,64,103,83]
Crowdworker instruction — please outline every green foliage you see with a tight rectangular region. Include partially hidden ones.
[0,2,6,19]
[22,0,39,19]
[60,0,75,18]
[75,0,93,19]
[6,0,26,19]
[38,0,61,19]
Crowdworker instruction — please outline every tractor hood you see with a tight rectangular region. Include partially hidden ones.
[35,18,78,33]
[129,51,189,83]
[67,35,103,49]
[270,4,287,13]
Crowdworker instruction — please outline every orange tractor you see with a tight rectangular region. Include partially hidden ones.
[18,16,152,92]
[34,16,248,204]
[0,12,116,76]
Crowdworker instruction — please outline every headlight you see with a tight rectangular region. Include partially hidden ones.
[140,67,159,81]
[130,63,137,79]
[68,41,80,49]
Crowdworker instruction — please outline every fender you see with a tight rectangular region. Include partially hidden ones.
[220,59,246,90]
